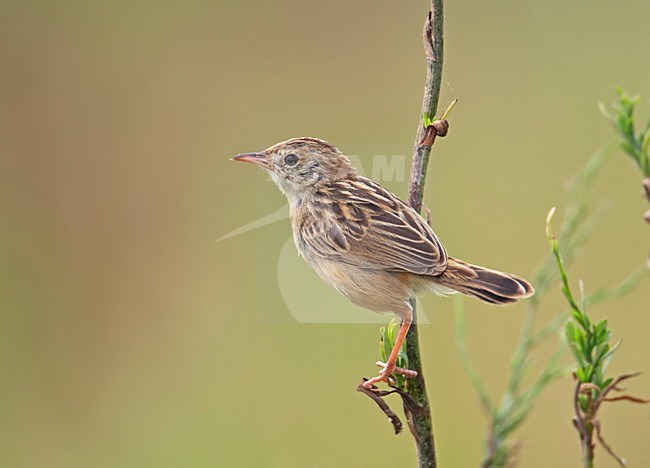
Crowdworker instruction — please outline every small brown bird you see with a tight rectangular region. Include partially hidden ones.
[232,137,533,388]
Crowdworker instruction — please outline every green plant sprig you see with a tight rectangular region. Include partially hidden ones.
[546,207,649,468]
[546,207,617,390]
[601,89,650,267]
[600,89,650,177]
[423,97,458,128]
[379,319,410,391]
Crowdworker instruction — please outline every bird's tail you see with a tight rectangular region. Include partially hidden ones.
[433,257,534,305]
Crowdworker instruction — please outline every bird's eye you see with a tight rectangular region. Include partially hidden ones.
[284,154,298,166]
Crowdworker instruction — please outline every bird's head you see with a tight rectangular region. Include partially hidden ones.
[232,137,357,202]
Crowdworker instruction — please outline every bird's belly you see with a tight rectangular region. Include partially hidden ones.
[302,253,412,314]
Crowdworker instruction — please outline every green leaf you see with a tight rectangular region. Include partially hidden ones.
[422,112,434,128]
[600,338,622,372]
[594,343,610,366]
[565,321,576,345]
[569,344,586,367]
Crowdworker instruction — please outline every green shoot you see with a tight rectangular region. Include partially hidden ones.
[379,319,410,391]
[547,208,648,468]
[600,89,650,177]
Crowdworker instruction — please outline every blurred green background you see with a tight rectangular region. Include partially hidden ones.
[1,1,649,466]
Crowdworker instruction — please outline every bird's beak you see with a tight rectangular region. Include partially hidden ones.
[230,152,270,168]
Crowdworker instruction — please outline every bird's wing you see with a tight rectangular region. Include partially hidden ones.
[300,177,448,275]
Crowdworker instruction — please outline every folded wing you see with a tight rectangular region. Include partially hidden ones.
[300,177,448,275]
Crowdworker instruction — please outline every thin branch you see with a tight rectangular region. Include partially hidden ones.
[595,421,626,467]
[573,379,595,467]
[359,3,446,465]
[357,378,430,435]
[592,372,642,413]
[408,2,445,213]
[357,379,404,434]
[404,2,445,467]
[603,395,650,404]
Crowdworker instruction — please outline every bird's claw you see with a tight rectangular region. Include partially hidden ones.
[375,361,418,378]
[362,361,418,388]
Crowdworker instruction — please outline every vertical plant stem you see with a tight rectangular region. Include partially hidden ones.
[408,0,444,212]
[405,1,444,467]
[581,429,595,468]
[573,381,595,468]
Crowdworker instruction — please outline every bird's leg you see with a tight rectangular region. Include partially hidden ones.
[363,318,417,388]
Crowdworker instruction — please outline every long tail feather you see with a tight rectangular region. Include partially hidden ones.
[434,257,534,305]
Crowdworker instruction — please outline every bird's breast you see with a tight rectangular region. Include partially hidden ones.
[288,205,309,258]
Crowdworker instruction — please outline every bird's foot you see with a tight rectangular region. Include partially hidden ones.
[362,361,418,388]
